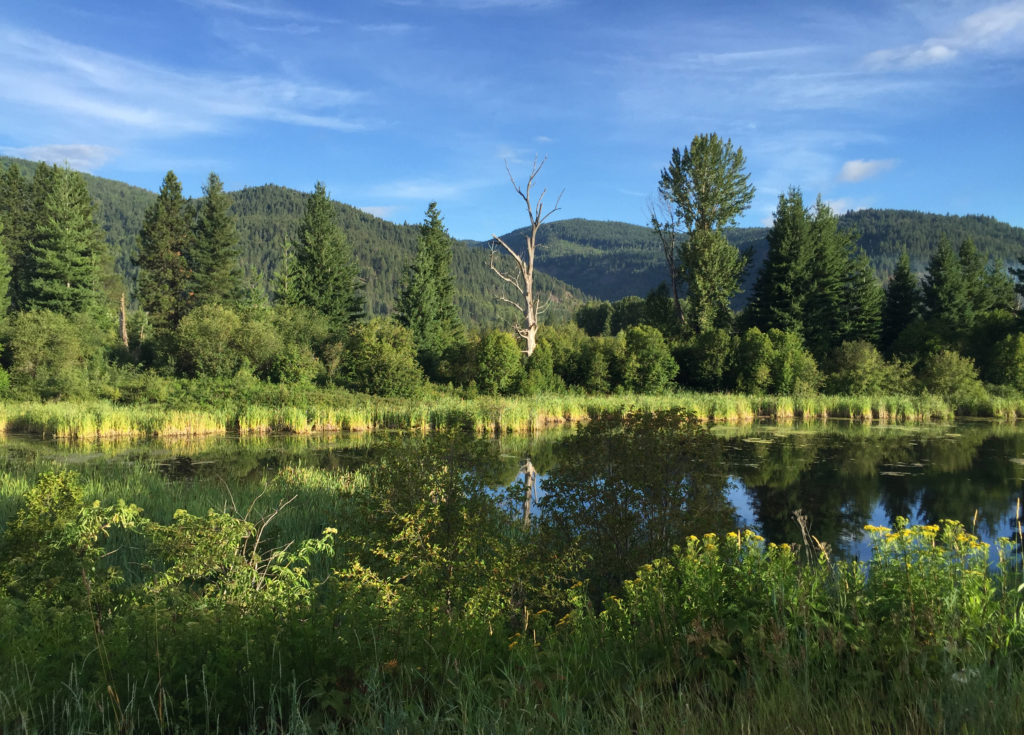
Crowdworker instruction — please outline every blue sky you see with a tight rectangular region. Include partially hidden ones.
[1,0,1022,239]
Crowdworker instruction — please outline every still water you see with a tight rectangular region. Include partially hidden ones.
[3,418,1024,564]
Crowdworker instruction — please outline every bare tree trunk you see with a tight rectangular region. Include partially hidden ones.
[490,157,562,357]
[119,293,130,348]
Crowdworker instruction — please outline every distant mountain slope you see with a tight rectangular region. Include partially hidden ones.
[0,158,584,326]
[487,210,1024,301]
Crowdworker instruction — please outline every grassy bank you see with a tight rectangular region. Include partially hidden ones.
[0,390,983,439]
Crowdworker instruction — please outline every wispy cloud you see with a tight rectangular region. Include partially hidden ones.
[359,23,414,34]
[2,143,115,171]
[839,158,896,182]
[866,1,1024,68]
[180,0,319,22]
[369,179,468,200]
[0,25,368,136]
[824,197,870,215]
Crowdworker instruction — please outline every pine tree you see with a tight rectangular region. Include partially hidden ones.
[190,172,243,309]
[0,163,31,311]
[803,197,853,360]
[0,220,10,318]
[21,165,105,318]
[748,188,811,335]
[923,238,970,330]
[290,182,363,333]
[136,171,192,332]
[880,248,920,353]
[843,249,883,344]
[396,202,463,371]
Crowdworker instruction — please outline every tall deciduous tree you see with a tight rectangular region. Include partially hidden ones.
[396,202,463,372]
[658,133,755,333]
[490,157,561,356]
[748,188,812,334]
[21,165,105,318]
[881,248,920,353]
[289,182,363,333]
[136,171,192,332]
[190,172,243,309]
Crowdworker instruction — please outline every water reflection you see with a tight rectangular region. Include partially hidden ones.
[3,417,1024,577]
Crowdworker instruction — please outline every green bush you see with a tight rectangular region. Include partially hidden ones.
[677,328,735,391]
[476,330,524,395]
[338,319,424,398]
[5,309,93,399]
[175,304,244,378]
[732,327,773,394]
[766,329,820,395]
[918,349,986,405]
[990,333,1024,392]
[621,325,678,393]
[826,340,912,394]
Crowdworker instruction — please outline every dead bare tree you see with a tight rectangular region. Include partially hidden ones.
[490,157,562,357]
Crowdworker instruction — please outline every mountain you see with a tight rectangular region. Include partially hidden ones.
[0,157,585,326]
[487,210,1024,302]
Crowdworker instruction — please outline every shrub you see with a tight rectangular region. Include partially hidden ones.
[175,304,244,378]
[825,340,914,394]
[918,349,986,405]
[5,309,92,399]
[767,329,820,395]
[621,325,678,393]
[990,333,1024,392]
[677,328,735,391]
[476,331,525,395]
[732,327,774,394]
[338,319,424,397]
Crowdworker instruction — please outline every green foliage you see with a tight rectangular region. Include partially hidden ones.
[520,339,566,395]
[802,197,855,359]
[918,349,986,406]
[21,165,106,319]
[732,327,774,394]
[881,249,920,353]
[677,328,736,392]
[336,318,424,398]
[748,187,812,334]
[136,171,192,333]
[621,324,678,393]
[766,329,820,395]
[175,304,243,378]
[396,202,464,376]
[0,219,10,318]
[989,333,1024,391]
[658,134,754,335]
[825,340,912,395]
[5,309,99,399]
[476,330,525,396]
[575,300,612,336]
[288,182,365,332]
[190,172,243,308]
[923,238,972,331]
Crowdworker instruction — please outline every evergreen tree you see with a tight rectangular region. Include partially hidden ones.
[0,163,31,311]
[21,165,105,318]
[190,172,243,309]
[0,220,9,318]
[396,202,463,372]
[843,249,883,345]
[272,240,296,304]
[803,197,854,360]
[922,238,970,330]
[748,188,811,335]
[290,182,363,332]
[136,171,192,332]
[880,248,920,353]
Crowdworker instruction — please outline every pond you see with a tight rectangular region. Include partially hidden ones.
[2,414,1023,588]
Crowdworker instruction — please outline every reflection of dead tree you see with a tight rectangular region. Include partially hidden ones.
[521,458,537,529]
[490,157,562,357]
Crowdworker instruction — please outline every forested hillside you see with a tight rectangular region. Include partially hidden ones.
[488,211,1024,301]
[0,157,584,325]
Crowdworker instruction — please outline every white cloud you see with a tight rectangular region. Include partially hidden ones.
[359,23,414,34]
[2,143,114,170]
[0,25,368,137]
[359,205,400,219]
[369,179,466,200]
[823,197,869,215]
[866,1,1024,69]
[181,0,318,22]
[839,158,896,182]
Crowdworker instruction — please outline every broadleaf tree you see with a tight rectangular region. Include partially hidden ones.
[657,133,755,333]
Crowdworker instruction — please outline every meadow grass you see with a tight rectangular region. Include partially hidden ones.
[0,390,993,442]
